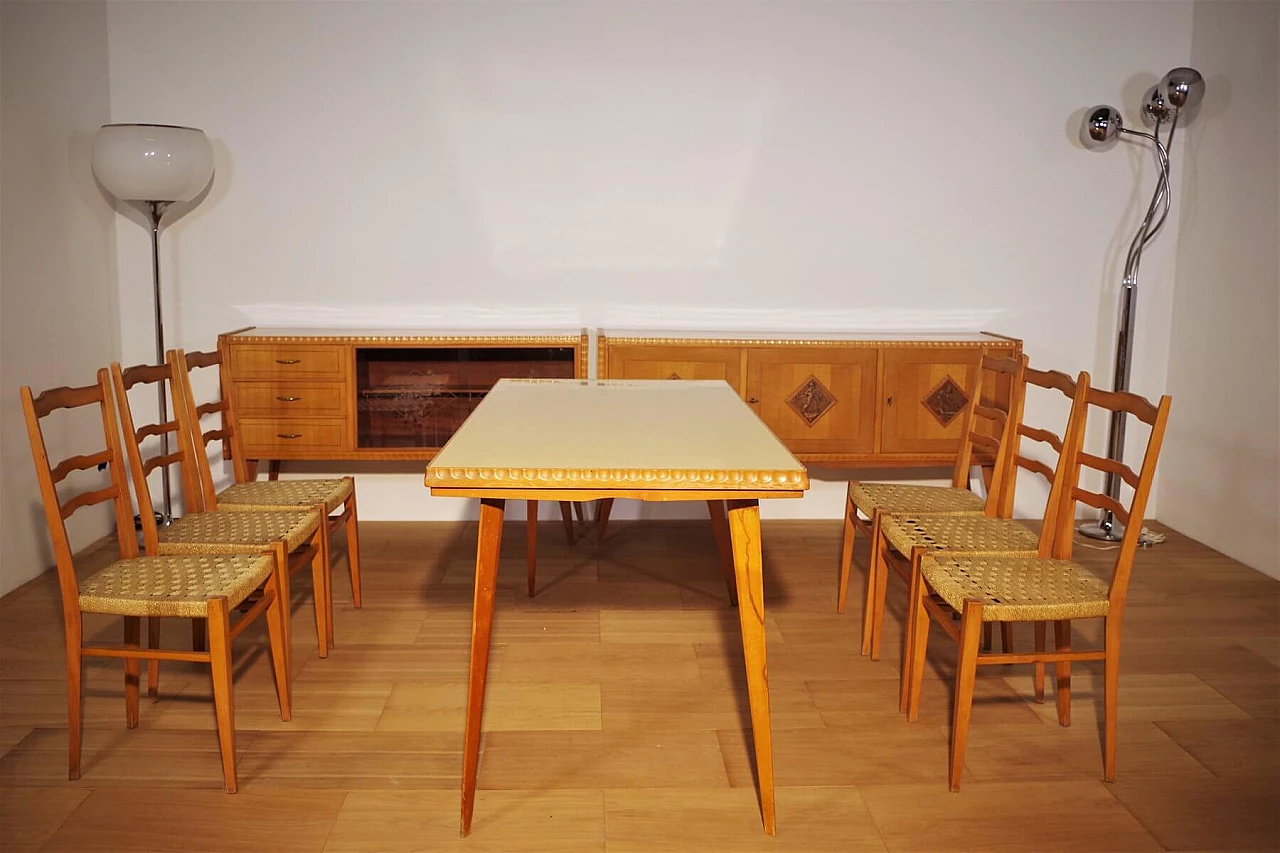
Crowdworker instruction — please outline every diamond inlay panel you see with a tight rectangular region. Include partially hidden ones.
[923,375,969,428]
[787,376,837,426]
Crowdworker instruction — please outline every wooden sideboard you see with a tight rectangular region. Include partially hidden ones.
[219,328,589,471]
[597,331,1021,467]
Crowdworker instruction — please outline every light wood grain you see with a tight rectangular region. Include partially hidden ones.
[0,518,1275,849]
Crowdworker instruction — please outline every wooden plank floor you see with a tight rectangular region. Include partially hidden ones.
[2,517,1276,851]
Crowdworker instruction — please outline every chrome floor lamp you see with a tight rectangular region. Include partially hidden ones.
[1077,68,1205,543]
[92,124,214,522]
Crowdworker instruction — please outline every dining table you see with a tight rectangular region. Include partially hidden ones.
[425,378,809,836]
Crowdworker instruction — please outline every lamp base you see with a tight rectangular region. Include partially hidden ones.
[1077,520,1163,547]
[133,511,173,531]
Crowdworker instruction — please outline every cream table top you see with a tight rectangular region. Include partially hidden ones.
[425,379,808,494]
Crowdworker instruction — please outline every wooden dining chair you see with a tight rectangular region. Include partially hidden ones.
[109,361,330,663]
[21,369,291,792]
[903,384,1172,791]
[844,353,1026,650]
[170,347,363,633]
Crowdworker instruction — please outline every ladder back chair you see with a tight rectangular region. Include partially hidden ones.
[109,360,330,663]
[21,369,291,792]
[903,384,1172,791]
[170,346,363,632]
[849,353,1027,655]
[876,368,1090,711]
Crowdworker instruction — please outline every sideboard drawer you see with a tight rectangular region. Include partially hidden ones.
[238,418,348,454]
[230,345,345,380]
[235,382,346,417]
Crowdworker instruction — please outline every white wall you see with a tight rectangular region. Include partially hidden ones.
[0,0,119,596]
[99,0,1197,524]
[1159,1,1280,578]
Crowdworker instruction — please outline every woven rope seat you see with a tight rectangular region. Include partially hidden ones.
[158,509,318,555]
[79,554,274,618]
[881,513,1041,557]
[920,555,1111,621]
[848,482,985,518]
[217,478,353,514]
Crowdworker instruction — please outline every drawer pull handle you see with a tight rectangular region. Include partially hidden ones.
[277,433,303,439]
[276,396,302,402]
[275,358,301,365]
[747,397,760,404]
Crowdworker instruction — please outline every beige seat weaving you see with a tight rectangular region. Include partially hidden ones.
[217,478,353,514]
[879,513,1042,558]
[919,555,1111,622]
[848,482,986,518]
[79,555,275,619]
[158,509,319,556]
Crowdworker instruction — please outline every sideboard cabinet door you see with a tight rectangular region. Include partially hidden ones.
[744,347,877,455]
[605,345,744,394]
[879,347,982,456]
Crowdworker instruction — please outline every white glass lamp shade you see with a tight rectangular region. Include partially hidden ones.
[91,123,214,203]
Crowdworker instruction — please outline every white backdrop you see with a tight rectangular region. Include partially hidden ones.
[102,0,1195,522]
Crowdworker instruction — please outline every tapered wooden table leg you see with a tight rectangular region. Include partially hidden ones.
[461,498,505,837]
[525,500,538,597]
[706,500,738,607]
[726,499,775,835]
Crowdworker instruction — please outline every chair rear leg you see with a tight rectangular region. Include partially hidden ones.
[315,506,334,650]
[264,570,292,722]
[1033,622,1046,703]
[310,534,330,659]
[147,618,161,701]
[123,617,141,729]
[343,484,363,608]
[65,615,84,781]
[837,493,856,615]
[206,598,238,793]
[191,617,207,652]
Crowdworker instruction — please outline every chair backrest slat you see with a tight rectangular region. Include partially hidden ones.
[1087,387,1162,423]
[1071,489,1130,526]
[135,421,180,442]
[29,383,105,417]
[196,400,228,418]
[1017,425,1063,453]
[1013,454,1054,483]
[1076,451,1140,489]
[59,485,119,520]
[49,449,113,484]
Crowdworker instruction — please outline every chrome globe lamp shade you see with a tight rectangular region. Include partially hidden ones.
[1076,69,1203,544]
[92,124,215,521]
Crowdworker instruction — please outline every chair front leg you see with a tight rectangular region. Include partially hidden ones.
[950,599,984,792]
[206,597,238,793]
[123,616,141,729]
[1103,616,1122,781]
[1054,619,1072,726]
[905,570,933,722]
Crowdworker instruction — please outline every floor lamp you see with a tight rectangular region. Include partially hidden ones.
[92,123,215,522]
[1076,68,1204,543]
